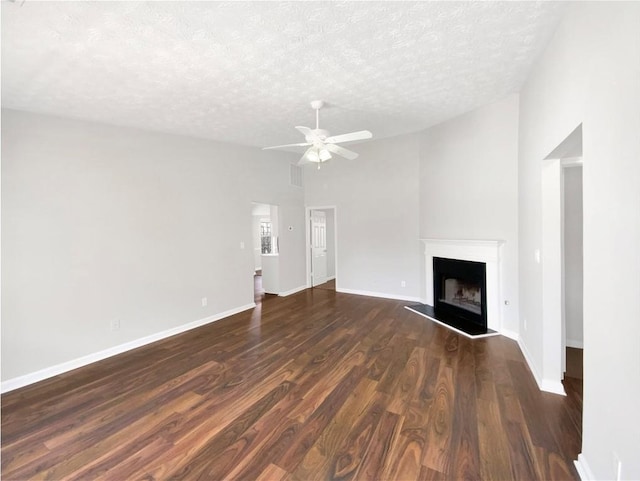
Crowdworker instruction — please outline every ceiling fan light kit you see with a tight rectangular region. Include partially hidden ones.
[307,149,320,163]
[263,100,373,168]
[318,148,332,161]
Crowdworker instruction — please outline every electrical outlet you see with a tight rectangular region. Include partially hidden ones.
[401,280,406,288]
[202,297,208,307]
[110,319,120,331]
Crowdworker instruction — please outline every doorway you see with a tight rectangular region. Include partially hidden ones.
[541,123,583,394]
[305,206,337,290]
[251,202,279,302]
[563,163,583,380]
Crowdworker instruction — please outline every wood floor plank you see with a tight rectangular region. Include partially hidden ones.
[449,337,481,481]
[326,391,388,481]
[380,431,425,481]
[421,364,455,473]
[255,463,288,481]
[289,378,379,481]
[1,290,582,481]
[507,360,561,451]
[353,409,402,481]
[163,381,293,481]
[477,398,512,481]
[225,416,302,481]
[502,419,543,481]
[376,338,417,394]
[276,365,367,473]
[387,347,427,415]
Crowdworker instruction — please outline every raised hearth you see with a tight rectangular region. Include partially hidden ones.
[405,304,497,338]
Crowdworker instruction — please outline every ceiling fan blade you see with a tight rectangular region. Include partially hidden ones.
[295,125,322,142]
[325,130,372,144]
[262,142,311,151]
[325,143,359,160]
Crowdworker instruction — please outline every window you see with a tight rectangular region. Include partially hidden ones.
[260,221,272,254]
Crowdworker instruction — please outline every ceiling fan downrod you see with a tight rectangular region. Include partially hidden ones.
[310,100,324,130]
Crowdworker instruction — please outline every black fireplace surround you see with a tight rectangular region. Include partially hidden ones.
[433,257,488,335]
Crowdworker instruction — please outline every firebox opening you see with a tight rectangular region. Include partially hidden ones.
[433,257,487,335]
[441,278,482,315]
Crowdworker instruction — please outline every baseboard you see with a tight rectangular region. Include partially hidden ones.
[517,337,566,396]
[278,285,307,297]
[1,302,256,393]
[327,276,336,281]
[517,337,543,389]
[574,453,595,480]
[336,288,421,303]
[500,328,519,341]
[566,339,584,349]
[540,379,566,396]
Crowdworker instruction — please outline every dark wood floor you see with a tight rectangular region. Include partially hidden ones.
[314,278,336,291]
[565,347,583,380]
[1,288,582,480]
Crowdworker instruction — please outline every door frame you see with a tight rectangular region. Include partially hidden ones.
[539,123,583,396]
[305,206,338,288]
[541,156,583,395]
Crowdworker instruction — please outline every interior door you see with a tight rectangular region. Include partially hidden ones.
[311,210,328,287]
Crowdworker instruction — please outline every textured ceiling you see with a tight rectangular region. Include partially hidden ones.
[2,1,566,149]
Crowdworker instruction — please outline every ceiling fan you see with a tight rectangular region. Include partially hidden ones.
[263,100,373,167]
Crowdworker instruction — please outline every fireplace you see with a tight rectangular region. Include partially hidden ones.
[406,239,503,338]
[433,257,487,335]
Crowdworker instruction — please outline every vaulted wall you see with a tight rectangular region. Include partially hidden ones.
[1,109,306,383]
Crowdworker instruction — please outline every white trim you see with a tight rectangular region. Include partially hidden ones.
[517,337,543,388]
[542,158,566,395]
[421,238,505,332]
[500,328,519,342]
[420,238,505,250]
[1,303,256,393]
[541,378,566,396]
[403,306,500,339]
[561,157,583,168]
[278,285,307,297]
[566,339,584,349]
[305,205,338,289]
[517,336,567,396]
[574,454,595,481]
[502,329,566,395]
[336,288,421,303]
[326,276,336,281]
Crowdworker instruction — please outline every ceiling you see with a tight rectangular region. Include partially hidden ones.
[1,1,567,149]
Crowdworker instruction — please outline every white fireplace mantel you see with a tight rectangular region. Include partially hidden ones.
[421,238,505,332]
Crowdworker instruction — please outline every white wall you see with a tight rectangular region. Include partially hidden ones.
[419,95,520,334]
[563,166,583,347]
[304,134,421,301]
[324,208,336,278]
[251,214,265,271]
[518,2,640,478]
[1,109,306,383]
[270,204,279,245]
